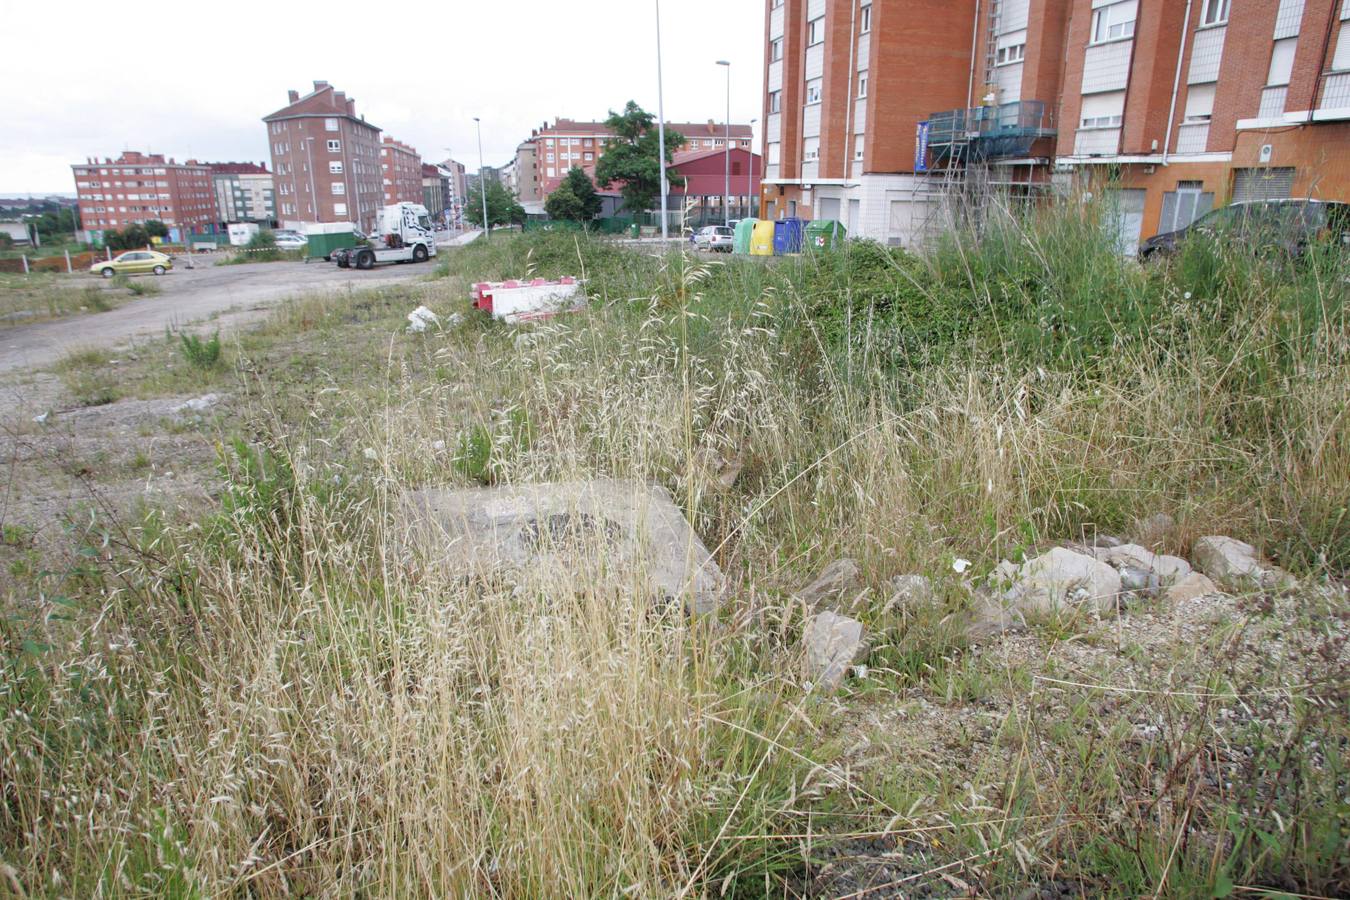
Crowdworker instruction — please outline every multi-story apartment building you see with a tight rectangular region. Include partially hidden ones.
[263,81,383,231]
[515,140,541,202]
[209,162,275,226]
[422,163,449,224]
[440,158,468,227]
[71,151,216,242]
[381,137,423,205]
[761,0,1350,250]
[527,117,755,199]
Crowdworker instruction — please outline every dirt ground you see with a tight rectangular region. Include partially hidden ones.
[0,254,434,373]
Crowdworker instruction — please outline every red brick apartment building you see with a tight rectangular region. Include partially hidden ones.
[71,151,215,242]
[263,81,384,232]
[380,137,423,205]
[527,118,756,199]
[762,0,1350,250]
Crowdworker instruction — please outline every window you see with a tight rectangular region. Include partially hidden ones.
[1200,0,1229,25]
[772,0,783,7]
[333,203,348,216]
[858,72,868,97]
[997,43,1026,64]
[584,152,594,161]
[803,140,820,162]
[860,2,872,33]
[1267,37,1297,85]
[770,38,783,60]
[546,167,556,177]
[767,142,781,165]
[327,139,341,152]
[1080,90,1126,127]
[331,183,345,195]
[806,78,823,104]
[1183,83,1215,122]
[854,133,864,161]
[808,16,825,45]
[546,152,555,162]
[1160,182,1214,233]
[325,117,339,131]
[769,90,782,113]
[329,161,344,174]
[1091,0,1137,42]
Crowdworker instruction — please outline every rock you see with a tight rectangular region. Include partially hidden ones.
[1118,565,1162,595]
[887,574,934,610]
[173,393,222,414]
[802,611,865,691]
[1092,543,1191,586]
[714,454,745,490]
[965,595,1026,640]
[1005,547,1122,615]
[395,479,725,614]
[1134,512,1176,549]
[1191,536,1296,592]
[1164,572,1220,604]
[795,558,860,608]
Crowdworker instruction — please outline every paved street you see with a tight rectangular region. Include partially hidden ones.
[0,251,451,374]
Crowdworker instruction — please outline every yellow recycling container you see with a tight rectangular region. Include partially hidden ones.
[750,220,776,256]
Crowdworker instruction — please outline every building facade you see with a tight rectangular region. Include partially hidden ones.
[515,141,541,202]
[71,150,216,242]
[760,0,1350,250]
[263,81,383,231]
[440,158,467,227]
[422,163,449,224]
[209,162,275,226]
[527,117,755,201]
[381,137,423,206]
[668,147,764,226]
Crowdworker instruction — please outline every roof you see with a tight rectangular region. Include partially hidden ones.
[671,147,762,167]
[209,162,270,175]
[421,163,443,177]
[263,81,379,132]
[537,117,753,141]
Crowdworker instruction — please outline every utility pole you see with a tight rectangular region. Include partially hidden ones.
[474,118,490,238]
[717,60,731,225]
[655,0,669,242]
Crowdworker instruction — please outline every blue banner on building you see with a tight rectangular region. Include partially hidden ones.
[915,121,930,173]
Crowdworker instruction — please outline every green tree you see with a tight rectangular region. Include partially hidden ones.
[466,180,527,230]
[106,224,150,251]
[144,220,168,240]
[545,168,603,222]
[593,101,684,216]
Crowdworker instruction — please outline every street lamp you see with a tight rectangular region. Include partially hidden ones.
[749,117,758,219]
[716,60,730,226]
[474,117,490,238]
[655,0,669,242]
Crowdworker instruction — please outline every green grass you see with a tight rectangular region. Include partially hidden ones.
[4,196,1347,897]
[0,272,118,323]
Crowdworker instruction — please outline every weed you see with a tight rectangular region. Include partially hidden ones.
[179,331,221,370]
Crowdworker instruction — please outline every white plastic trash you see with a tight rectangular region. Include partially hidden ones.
[407,306,440,333]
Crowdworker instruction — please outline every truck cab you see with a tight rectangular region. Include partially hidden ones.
[332,203,437,269]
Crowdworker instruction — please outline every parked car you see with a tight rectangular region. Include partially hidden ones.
[273,231,308,251]
[1139,199,1350,260]
[694,225,734,253]
[89,250,173,278]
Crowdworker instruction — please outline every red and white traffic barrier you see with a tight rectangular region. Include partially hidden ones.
[471,276,584,324]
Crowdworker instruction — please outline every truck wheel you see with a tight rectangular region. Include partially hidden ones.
[356,250,374,270]
[412,244,429,263]
[337,257,350,268]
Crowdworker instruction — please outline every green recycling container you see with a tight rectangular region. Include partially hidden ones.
[805,219,846,251]
[733,218,756,254]
[630,222,641,238]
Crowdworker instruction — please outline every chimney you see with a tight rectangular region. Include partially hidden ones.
[313,80,329,92]
[288,89,299,103]
[347,99,356,116]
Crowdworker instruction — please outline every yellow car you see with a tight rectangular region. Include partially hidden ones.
[90,250,173,278]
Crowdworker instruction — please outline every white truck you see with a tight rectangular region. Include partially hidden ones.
[332,203,437,269]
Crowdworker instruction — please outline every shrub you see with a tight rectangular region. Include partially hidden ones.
[179,331,222,369]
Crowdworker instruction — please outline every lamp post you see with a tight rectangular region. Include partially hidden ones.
[716,60,730,226]
[474,117,490,237]
[749,117,758,219]
[655,0,669,241]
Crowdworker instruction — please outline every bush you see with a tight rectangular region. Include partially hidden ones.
[179,331,222,369]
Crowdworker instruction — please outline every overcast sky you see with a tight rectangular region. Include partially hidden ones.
[0,0,765,195]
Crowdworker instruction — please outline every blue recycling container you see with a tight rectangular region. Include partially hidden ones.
[773,217,805,255]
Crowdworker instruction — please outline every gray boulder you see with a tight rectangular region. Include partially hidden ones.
[1191,536,1296,592]
[886,574,934,610]
[1006,547,1123,615]
[395,479,725,613]
[795,558,861,608]
[802,611,865,691]
[1093,543,1192,587]
[1164,572,1221,604]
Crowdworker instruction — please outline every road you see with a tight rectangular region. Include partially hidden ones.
[0,232,480,375]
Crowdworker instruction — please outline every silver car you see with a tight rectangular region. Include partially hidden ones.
[694,225,734,253]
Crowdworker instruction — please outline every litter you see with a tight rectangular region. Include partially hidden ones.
[471,277,584,324]
[407,306,440,333]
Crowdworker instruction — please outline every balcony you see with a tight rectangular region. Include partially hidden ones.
[926,100,1056,166]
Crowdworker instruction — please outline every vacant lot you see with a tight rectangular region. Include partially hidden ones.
[0,207,1346,897]
[0,254,435,373]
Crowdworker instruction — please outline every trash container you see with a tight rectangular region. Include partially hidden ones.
[750,220,776,256]
[805,219,846,251]
[304,231,355,260]
[630,222,641,239]
[733,218,756,255]
[773,218,805,255]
